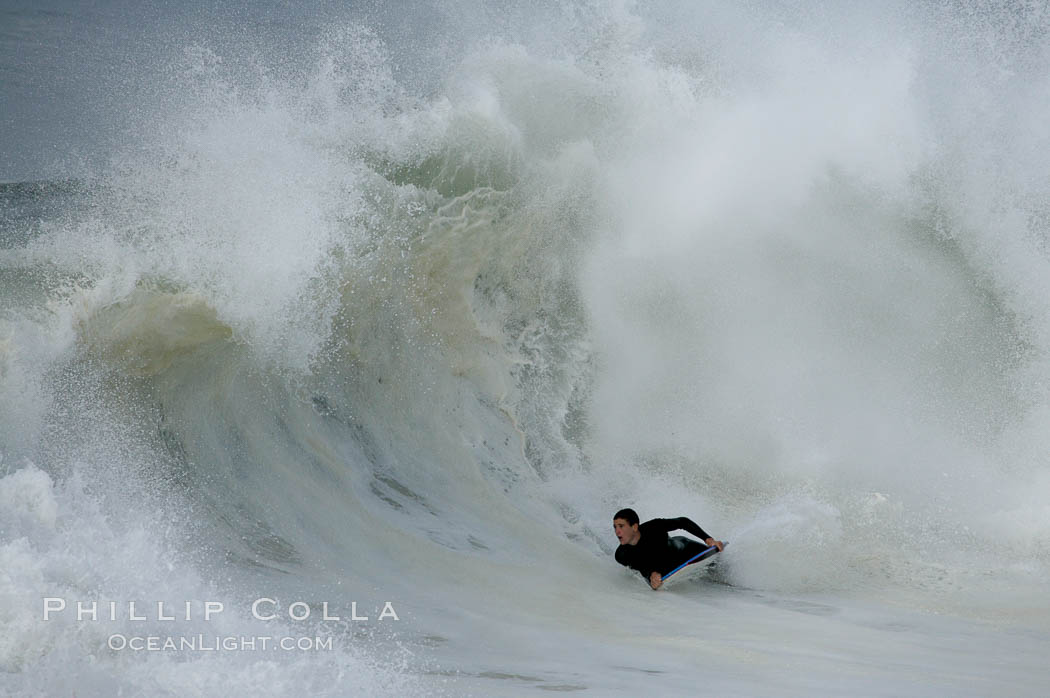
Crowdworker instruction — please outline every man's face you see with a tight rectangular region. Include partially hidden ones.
[613,518,639,545]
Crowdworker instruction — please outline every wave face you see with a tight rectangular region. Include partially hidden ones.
[2,1,1050,694]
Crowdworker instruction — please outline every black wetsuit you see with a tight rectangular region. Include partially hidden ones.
[615,517,712,580]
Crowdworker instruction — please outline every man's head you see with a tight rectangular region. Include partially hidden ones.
[613,508,641,545]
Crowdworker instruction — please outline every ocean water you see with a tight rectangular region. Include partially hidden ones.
[2,1,1049,695]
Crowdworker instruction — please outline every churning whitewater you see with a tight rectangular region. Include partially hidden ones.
[2,1,1049,695]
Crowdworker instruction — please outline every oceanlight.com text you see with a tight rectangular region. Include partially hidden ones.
[108,634,334,652]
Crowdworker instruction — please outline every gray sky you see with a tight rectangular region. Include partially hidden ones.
[0,0,462,182]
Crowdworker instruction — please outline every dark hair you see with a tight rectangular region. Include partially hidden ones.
[613,508,639,525]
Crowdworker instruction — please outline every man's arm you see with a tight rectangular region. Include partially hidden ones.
[660,517,724,551]
[657,517,710,541]
[616,545,659,583]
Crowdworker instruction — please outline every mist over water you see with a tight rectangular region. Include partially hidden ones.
[2,1,1050,695]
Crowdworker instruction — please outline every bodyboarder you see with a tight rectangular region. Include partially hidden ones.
[613,508,724,590]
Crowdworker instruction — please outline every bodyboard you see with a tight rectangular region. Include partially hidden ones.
[658,541,727,589]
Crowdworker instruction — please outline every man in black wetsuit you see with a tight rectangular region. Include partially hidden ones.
[613,508,724,590]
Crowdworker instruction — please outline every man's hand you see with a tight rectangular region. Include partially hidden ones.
[705,538,724,552]
[649,571,663,590]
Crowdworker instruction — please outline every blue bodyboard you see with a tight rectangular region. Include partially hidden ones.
[658,541,727,589]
